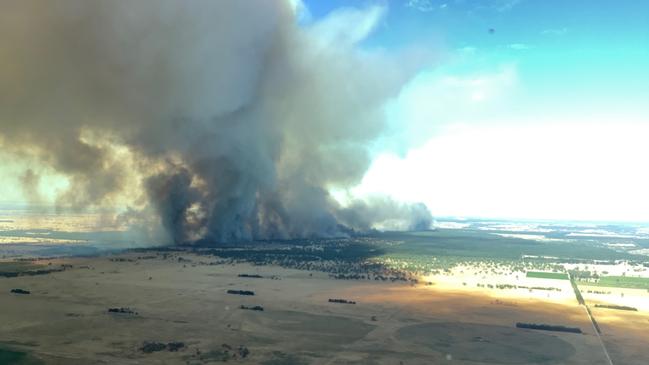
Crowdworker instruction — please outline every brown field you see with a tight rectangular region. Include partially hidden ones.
[1,252,648,364]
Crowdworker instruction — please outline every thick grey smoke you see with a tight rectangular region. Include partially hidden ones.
[0,0,432,244]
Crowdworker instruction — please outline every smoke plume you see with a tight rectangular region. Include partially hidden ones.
[0,0,432,244]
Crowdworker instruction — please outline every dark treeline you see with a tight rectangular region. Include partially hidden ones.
[108,307,138,315]
[516,322,582,334]
[110,258,134,262]
[240,305,264,311]
[194,237,384,261]
[491,284,561,291]
[168,240,418,285]
[328,298,356,304]
[595,304,638,311]
[227,290,255,296]
[10,288,30,294]
[141,341,185,353]
[0,267,65,278]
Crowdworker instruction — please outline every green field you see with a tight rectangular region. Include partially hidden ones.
[526,271,569,280]
[579,276,649,290]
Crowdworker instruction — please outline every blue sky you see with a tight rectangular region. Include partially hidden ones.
[303,0,649,114]
[306,0,649,222]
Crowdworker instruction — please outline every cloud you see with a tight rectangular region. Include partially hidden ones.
[541,27,568,36]
[309,5,386,47]
[287,0,312,24]
[382,65,519,152]
[472,0,523,13]
[406,0,435,12]
[358,122,649,222]
[508,43,532,50]
[458,46,478,54]
[495,0,523,12]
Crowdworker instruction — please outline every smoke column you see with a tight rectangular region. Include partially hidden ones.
[0,0,432,244]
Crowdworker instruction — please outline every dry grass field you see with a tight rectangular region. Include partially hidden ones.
[1,251,648,364]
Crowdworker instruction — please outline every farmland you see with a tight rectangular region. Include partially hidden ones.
[1,218,649,364]
[579,276,649,290]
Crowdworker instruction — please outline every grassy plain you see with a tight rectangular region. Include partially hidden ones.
[0,250,632,365]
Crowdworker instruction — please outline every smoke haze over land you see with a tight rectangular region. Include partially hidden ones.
[0,0,431,244]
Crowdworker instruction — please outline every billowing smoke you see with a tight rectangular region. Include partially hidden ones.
[0,0,432,244]
[337,198,433,232]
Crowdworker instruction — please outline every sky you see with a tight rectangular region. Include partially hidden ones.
[1,0,648,224]
[308,0,649,222]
